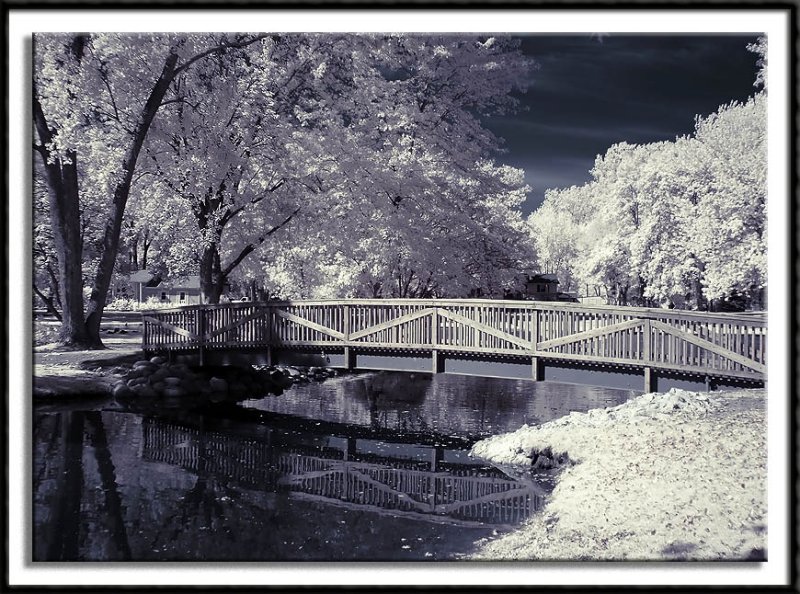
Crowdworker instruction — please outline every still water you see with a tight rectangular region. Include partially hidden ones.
[33,373,636,561]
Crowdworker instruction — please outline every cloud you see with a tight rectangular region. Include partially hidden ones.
[514,158,596,215]
[484,34,761,215]
[491,117,678,144]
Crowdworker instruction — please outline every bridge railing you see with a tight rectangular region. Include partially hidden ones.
[142,299,766,381]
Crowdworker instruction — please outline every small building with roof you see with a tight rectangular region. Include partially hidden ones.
[131,271,202,305]
[524,273,560,300]
[524,273,578,302]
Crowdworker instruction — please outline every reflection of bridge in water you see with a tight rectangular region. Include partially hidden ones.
[142,415,545,528]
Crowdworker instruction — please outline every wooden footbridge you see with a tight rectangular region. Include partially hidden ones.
[142,299,767,392]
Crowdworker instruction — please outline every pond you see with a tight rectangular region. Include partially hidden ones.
[32,372,636,562]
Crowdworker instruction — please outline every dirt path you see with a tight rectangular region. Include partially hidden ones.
[33,333,144,399]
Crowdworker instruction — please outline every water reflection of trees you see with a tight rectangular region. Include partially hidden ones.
[85,411,132,559]
[42,411,83,560]
[34,411,131,560]
[249,373,634,439]
[348,372,432,433]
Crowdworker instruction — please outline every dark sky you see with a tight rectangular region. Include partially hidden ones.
[484,34,762,215]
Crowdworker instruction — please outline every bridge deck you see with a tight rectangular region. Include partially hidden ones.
[141,299,766,388]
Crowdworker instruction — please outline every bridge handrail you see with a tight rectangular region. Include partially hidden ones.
[142,298,766,325]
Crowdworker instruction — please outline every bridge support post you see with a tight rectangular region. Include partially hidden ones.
[431,350,441,373]
[343,437,355,461]
[197,307,207,367]
[430,447,443,471]
[266,306,274,366]
[343,305,353,370]
[343,346,353,370]
[643,367,656,393]
[431,308,441,373]
[531,356,542,381]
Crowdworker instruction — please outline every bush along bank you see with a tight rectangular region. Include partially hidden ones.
[112,356,343,405]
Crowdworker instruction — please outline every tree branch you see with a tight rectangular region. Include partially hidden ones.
[221,206,301,278]
[98,66,121,122]
[218,179,286,228]
[174,34,272,76]
[33,282,62,321]
[160,97,201,110]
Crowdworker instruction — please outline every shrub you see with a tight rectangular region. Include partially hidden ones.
[139,296,175,311]
[105,296,175,311]
[105,297,140,311]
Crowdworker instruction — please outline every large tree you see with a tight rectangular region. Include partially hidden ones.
[141,34,356,303]
[690,94,767,307]
[34,33,267,347]
[142,34,536,302]
[527,182,597,295]
[258,160,534,299]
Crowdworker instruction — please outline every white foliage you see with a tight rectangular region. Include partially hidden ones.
[747,36,767,90]
[527,86,766,309]
[133,34,536,299]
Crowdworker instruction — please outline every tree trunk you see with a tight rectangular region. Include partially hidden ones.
[86,412,132,560]
[692,259,707,311]
[199,243,226,304]
[141,233,151,270]
[637,275,647,307]
[34,98,90,347]
[130,236,139,270]
[618,284,629,306]
[83,52,180,347]
[45,260,63,309]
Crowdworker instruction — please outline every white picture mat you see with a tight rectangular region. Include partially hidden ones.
[7,7,791,588]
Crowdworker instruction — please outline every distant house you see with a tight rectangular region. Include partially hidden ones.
[524,274,578,302]
[525,274,559,300]
[131,271,202,305]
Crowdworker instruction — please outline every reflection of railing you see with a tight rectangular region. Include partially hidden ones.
[142,417,541,527]
[142,298,767,383]
[277,453,535,525]
[143,420,279,489]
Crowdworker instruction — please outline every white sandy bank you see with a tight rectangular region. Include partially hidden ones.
[469,388,766,561]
